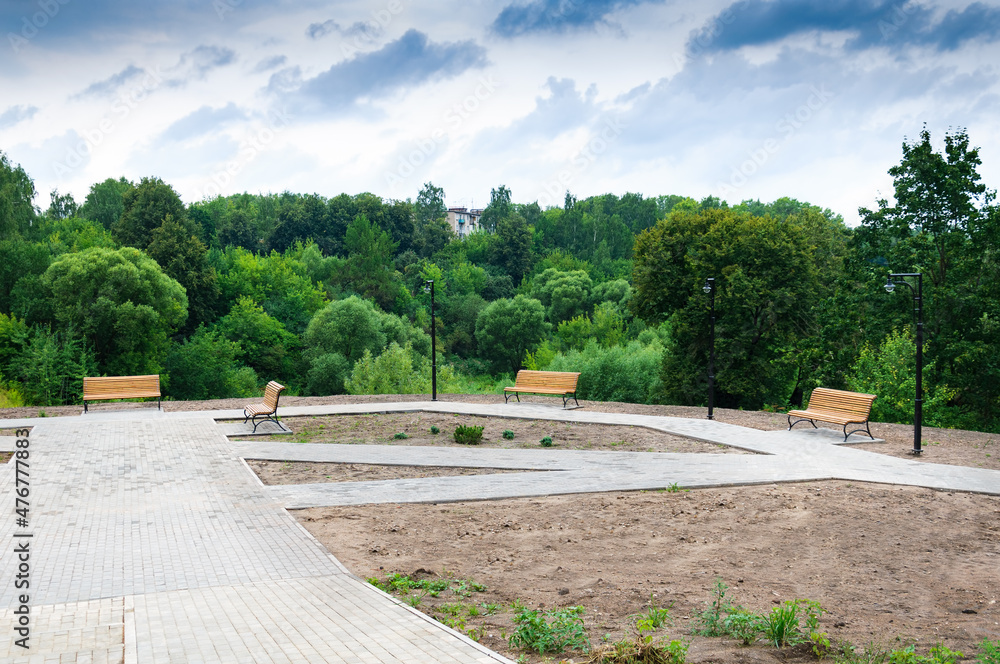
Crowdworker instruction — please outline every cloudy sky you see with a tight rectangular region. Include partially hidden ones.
[2,0,999,224]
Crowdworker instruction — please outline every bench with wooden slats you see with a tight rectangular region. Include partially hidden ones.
[243,381,288,433]
[82,375,161,412]
[504,370,581,408]
[787,387,877,441]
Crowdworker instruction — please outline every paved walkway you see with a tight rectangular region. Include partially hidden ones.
[0,410,511,663]
[2,400,999,663]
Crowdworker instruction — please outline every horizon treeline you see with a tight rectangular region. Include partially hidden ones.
[0,127,997,431]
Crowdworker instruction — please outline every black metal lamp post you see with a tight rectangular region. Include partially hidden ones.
[884,272,923,455]
[703,277,716,420]
[424,279,437,401]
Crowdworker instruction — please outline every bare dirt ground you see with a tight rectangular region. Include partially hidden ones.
[4,395,1000,662]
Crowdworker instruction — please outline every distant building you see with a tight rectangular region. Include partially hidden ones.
[445,206,483,238]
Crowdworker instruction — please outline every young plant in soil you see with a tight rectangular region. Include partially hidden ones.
[508,605,589,655]
[454,424,484,445]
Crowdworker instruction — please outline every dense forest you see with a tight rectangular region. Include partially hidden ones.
[0,127,997,431]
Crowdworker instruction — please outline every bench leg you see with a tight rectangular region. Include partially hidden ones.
[251,412,287,433]
[787,416,818,431]
[845,422,875,441]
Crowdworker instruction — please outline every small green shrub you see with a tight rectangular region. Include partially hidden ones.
[502,429,515,440]
[760,601,801,648]
[722,610,761,645]
[430,425,440,434]
[454,424,484,445]
[885,643,964,664]
[979,640,1000,664]
[393,432,409,439]
[692,578,741,637]
[635,600,673,633]
[509,605,589,654]
[540,436,553,447]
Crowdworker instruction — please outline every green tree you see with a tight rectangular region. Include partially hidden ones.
[40,246,188,375]
[413,182,453,257]
[112,176,185,248]
[13,326,97,406]
[306,351,351,395]
[146,214,220,331]
[0,150,37,239]
[531,268,592,323]
[164,326,258,400]
[217,297,299,380]
[218,205,261,251]
[303,295,386,363]
[855,127,1000,426]
[345,342,424,395]
[79,177,133,230]
[633,208,843,409]
[45,189,78,220]
[213,246,327,335]
[846,329,964,429]
[0,239,50,315]
[479,185,512,234]
[475,295,550,373]
[341,214,403,311]
[492,212,533,282]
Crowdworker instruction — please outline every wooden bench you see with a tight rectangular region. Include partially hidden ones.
[83,375,161,412]
[243,381,287,433]
[787,387,877,441]
[504,370,581,408]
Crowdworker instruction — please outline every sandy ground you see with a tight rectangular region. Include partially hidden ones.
[5,395,1000,662]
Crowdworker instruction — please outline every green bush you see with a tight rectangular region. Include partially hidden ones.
[430,425,440,434]
[306,352,350,396]
[539,436,553,447]
[454,424,484,445]
[692,578,741,637]
[979,639,1000,664]
[847,329,968,428]
[393,432,408,439]
[885,643,964,664]
[546,339,663,404]
[502,429,515,440]
[165,326,258,401]
[722,611,761,645]
[509,605,589,654]
[760,601,801,648]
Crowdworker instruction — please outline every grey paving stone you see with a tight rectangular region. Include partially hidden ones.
[0,411,513,663]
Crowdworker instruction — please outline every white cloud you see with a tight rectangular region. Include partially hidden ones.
[1,0,998,226]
